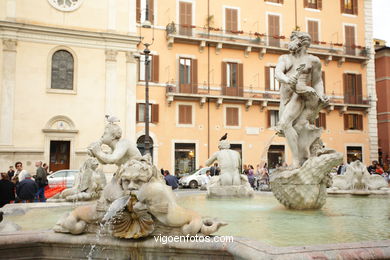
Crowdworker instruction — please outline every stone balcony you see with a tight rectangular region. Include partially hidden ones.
[166,23,370,66]
[165,84,370,113]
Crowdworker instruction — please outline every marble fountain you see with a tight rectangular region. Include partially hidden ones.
[0,31,389,260]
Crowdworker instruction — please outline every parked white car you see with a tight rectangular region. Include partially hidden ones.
[48,170,78,188]
[179,167,210,189]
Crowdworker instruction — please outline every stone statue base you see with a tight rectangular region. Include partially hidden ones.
[207,185,254,199]
[270,152,343,210]
[328,188,390,196]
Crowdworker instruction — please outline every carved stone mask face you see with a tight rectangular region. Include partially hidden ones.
[120,164,151,194]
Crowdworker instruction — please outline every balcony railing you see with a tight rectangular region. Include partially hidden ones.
[166,23,370,60]
[166,84,370,108]
[328,93,369,105]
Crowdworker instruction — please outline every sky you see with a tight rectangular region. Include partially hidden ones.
[373,0,390,44]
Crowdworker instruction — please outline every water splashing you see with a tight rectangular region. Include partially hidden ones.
[86,222,106,260]
[258,133,277,167]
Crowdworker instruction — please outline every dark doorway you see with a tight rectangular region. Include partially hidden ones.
[230,143,242,171]
[174,143,196,176]
[50,141,70,172]
[268,145,285,169]
[346,146,362,163]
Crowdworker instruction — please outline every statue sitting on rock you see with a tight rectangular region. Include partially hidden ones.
[205,133,253,198]
[53,117,227,238]
[49,157,106,202]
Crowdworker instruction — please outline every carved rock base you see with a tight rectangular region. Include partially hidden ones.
[270,152,343,210]
[207,185,254,199]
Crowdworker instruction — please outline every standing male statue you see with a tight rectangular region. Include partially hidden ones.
[275,31,329,168]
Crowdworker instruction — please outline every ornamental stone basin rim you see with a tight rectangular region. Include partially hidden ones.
[0,230,389,260]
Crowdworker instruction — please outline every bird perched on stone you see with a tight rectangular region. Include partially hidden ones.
[105,115,120,124]
[219,133,228,141]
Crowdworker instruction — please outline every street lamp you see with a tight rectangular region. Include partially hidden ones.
[139,12,154,155]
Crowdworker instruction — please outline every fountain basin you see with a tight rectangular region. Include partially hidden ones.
[0,191,389,259]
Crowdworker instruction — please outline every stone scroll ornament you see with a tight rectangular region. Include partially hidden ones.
[53,117,227,238]
[270,31,343,210]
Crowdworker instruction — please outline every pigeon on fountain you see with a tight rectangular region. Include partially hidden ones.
[105,115,120,124]
[219,133,228,141]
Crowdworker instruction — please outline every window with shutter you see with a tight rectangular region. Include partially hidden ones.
[322,71,326,94]
[179,58,192,93]
[268,110,279,127]
[265,66,280,91]
[307,20,319,43]
[268,15,280,47]
[343,73,362,104]
[178,105,193,125]
[137,0,154,24]
[341,0,357,15]
[152,55,159,83]
[265,0,283,3]
[151,104,159,123]
[138,55,153,81]
[136,103,153,123]
[345,25,356,55]
[225,62,242,97]
[179,1,192,36]
[344,114,363,130]
[305,0,321,9]
[315,113,326,129]
[226,107,239,126]
[225,8,238,34]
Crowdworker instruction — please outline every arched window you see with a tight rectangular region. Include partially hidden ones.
[51,50,74,90]
[137,135,154,160]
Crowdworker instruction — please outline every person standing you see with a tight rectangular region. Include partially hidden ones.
[164,170,179,190]
[16,173,38,203]
[260,163,270,185]
[7,166,15,179]
[14,162,29,182]
[210,163,218,176]
[34,161,47,202]
[214,163,221,176]
[242,164,249,175]
[0,172,15,207]
[42,163,52,175]
[247,165,255,188]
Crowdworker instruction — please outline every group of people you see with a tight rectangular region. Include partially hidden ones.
[242,164,270,190]
[0,161,50,208]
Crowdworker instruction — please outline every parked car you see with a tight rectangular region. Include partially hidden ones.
[48,170,79,188]
[179,167,210,189]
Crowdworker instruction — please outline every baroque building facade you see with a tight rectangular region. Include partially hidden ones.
[0,0,378,175]
[0,0,139,172]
